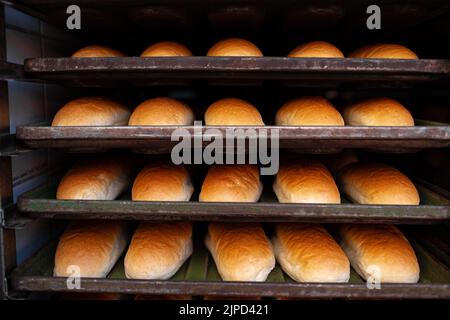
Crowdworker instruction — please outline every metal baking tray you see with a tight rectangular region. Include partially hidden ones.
[10,235,450,299]
[23,57,450,87]
[16,123,450,153]
[17,179,450,223]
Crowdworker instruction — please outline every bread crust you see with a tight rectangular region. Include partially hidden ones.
[141,41,192,57]
[205,223,275,281]
[52,97,130,126]
[275,97,344,126]
[339,162,420,205]
[72,45,125,57]
[128,97,194,125]
[349,44,418,59]
[273,159,341,203]
[125,222,193,280]
[199,164,262,202]
[54,220,129,278]
[207,38,263,56]
[132,163,193,201]
[288,41,344,58]
[56,159,132,200]
[339,224,420,283]
[205,98,264,125]
[343,98,414,126]
[273,223,350,282]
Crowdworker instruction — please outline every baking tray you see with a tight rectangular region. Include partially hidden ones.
[10,235,450,299]
[17,179,450,223]
[23,57,450,87]
[16,124,450,153]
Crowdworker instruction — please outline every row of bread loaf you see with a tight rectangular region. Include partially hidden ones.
[56,158,420,206]
[71,39,419,59]
[51,96,415,127]
[54,220,420,284]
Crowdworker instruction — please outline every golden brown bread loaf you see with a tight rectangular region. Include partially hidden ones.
[288,41,344,58]
[349,44,418,59]
[125,222,193,280]
[56,159,132,200]
[273,159,341,203]
[272,223,350,282]
[339,224,420,283]
[343,98,414,126]
[128,97,194,125]
[205,223,275,281]
[207,38,263,56]
[72,45,125,57]
[141,41,192,57]
[275,97,344,126]
[339,162,420,205]
[205,98,264,125]
[132,163,193,201]
[52,97,130,126]
[199,165,262,202]
[54,220,129,278]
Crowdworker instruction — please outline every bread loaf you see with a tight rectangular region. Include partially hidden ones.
[128,97,194,125]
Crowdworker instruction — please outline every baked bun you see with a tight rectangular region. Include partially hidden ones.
[125,222,193,280]
[339,162,420,205]
[339,224,420,283]
[273,223,350,282]
[54,220,129,277]
[199,164,262,202]
[349,44,418,59]
[72,45,125,58]
[207,38,263,57]
[205,98,264,125]
[52,97,130,126]
[132,163,193,201]
[141,41,192,57]
[273,159,341,204]
[128,97,194,125]
[288,41,344,58]
[275,97,344,126]
[56,159,132,200]
[343,97,414,126]
[205,222,275,281]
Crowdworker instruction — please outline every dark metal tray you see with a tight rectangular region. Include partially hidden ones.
[23,57,450,87]
[17,180,450,223]
[10,235,450,299]
[16,124,450,152]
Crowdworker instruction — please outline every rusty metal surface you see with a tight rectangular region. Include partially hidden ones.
[16,125,450,152]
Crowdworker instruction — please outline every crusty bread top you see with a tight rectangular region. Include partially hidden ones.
[343,97,414,126]
[132,163,193,201]
[56,159,131,200]
[339,224,420,283]
[288,41,344,58]
[339,162,420,205]
[206,222,275,281]
[124,222,192,279]
[274,223,349,281]
[72,45,125,57]
[199,164,262,202]
[207,38,263,56]
[205,98,264,125]
[54,220,128,277]
[274,159,341,204]
[52,97,130,126]
[349,44,418,59]
[128,97,194,125]
[275,96,344,126]
[141,41,192,57]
